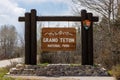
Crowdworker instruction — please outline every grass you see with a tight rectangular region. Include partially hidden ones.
[0,63,49,80]
[0,68,15,80]
[70,64,81,66]
[111,65,120,79]
[37,63,49,67]
[108,70,113,76]
[0,61,23,80]
[0,67,29,80]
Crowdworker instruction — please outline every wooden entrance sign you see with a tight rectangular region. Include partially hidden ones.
[18,9,98,65]
[41,28,76,51]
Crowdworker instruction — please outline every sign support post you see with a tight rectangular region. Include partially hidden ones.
[25,13,31,64]
[87,13,93,65]
[30,9,37,65]
[81,10,96,65]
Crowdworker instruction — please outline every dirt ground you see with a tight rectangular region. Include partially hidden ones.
[6,75,116,80]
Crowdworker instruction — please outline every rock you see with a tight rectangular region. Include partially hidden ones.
[93,71,99,76]
[10,68,16,71]
[47,71,53,76]
[9,64,110,76]
[9,68,16,73]
[16,64,24,70]
[9,68,19,74]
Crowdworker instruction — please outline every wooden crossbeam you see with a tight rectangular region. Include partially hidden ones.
[19,16,98,22]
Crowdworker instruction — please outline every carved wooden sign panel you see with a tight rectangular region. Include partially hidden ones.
[41,28,76,51]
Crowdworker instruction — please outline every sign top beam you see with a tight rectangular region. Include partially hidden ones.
[19,16,98,22]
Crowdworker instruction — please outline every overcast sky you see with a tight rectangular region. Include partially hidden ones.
[0,0,76,35]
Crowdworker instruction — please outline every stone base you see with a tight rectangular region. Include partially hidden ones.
[9,64,110,76]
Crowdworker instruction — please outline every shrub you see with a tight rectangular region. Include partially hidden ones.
[40,51,81,64]
[111,64,120,80]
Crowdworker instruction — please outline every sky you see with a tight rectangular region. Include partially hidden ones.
[0,0,76,35]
